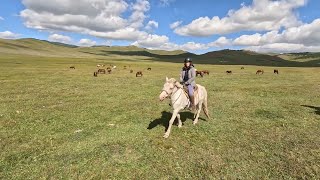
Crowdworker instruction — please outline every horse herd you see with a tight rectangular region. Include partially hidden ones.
[69,65,280,78]
[195,67,280,76]
[69,64,152,77]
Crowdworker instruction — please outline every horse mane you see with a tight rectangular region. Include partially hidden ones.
[167,78,184,88]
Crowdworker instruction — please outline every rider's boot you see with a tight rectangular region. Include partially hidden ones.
[189,95,196,111]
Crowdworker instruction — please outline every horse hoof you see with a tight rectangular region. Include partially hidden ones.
[163,134,169,138]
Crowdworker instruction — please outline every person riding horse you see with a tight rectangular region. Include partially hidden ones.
[180,57,196,111]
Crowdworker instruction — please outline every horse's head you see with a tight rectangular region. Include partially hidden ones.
[159,77,183,101]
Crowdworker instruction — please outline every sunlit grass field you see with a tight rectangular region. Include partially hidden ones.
[0,55,319,179]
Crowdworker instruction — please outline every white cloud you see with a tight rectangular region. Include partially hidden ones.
[0,31,20,39]
[20,0,151,41]
[173,0,307,36]
[132,34,208,52]
[145,20,159,31]
[129,0,150,28]
[208,37,232,47]
[233,18,320,49]
[48,34,72,44]
[0,16,4,20]
[179,42,208,51]
[231,18,320,53]
[246,43,320,53]
[88,27,148,41]
[78,39,96,47]
[170,21,182,29]
[132,34,169,48]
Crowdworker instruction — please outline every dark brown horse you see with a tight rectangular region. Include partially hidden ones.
[93,72,98,77]
[98,69,106,74]
[70,66,75,69]
[130,70,134,73]
[136,71,143,77]
[226,70,232,74]
[274,69,279,74]
[107,69,112,74]
[196,71,204,77]
[202,70,210,75]
[241,67,244,69]
[147,68,151,71]
[256,70,264,75]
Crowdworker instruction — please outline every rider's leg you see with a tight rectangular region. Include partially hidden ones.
[188,85,195,110]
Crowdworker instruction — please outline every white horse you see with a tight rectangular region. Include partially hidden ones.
[159,77,210,138]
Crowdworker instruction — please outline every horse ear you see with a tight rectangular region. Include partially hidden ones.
[166,77,169,81]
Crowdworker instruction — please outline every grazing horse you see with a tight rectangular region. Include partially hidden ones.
[147,68,152,71]
[202,70,210,75]
[130,70,134,73]
[241,67,244,69]
[107,69,112,74]
[256,70,264,75]
[136,71,143,77]
[98,69,106,74]
[159,77,210,138]
[274,69,279,74]
[196,71,204,77]
[93,72,98,77]
[226,70,232,74]
[70,66,75,69]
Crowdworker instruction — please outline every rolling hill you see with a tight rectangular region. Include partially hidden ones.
[0,38,319,67]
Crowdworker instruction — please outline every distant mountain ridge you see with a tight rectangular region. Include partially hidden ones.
[0,38,319,67]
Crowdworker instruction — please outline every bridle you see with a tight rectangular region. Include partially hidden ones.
[161,81,184,106]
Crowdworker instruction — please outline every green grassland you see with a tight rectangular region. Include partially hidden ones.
[0,51,319,179]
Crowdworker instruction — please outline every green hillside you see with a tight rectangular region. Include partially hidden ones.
[0,38,319,67]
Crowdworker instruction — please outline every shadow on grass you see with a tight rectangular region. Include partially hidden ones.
[301,105,320,115]
[147,111,206,131]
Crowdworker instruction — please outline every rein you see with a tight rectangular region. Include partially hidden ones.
[162,82,185,106]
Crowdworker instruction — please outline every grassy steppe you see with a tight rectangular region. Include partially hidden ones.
[0,54,319,179]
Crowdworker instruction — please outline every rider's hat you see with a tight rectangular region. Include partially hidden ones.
[184,57,192,63]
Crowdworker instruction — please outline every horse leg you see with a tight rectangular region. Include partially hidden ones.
[193,103,202,125]
[163,110,179,138]
[177,113,182,128]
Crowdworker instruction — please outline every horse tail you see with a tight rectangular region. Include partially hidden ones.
[202,89,210,119]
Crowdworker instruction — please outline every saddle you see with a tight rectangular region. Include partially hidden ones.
[183,85,199,102]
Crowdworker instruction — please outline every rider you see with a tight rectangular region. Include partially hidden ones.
[180,57,196,110]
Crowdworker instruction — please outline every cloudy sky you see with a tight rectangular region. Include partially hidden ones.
[0,0,320,54]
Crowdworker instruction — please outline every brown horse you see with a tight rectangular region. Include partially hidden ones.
[130,70,134,73]
[70,66,75,69]
[241,67,244,69]
[107,69,112,74]
[226,70,232,74]
[93,72,98,77]
[98,69,106,74]
[196,71,204,77]
[274,69,279,74]
[136,71,143,77]
[202,70,210,75]
[147,68,152,71]
[256,70,264,75]
[124,66,127,69]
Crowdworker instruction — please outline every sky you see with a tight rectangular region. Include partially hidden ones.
[0,0,320,54]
